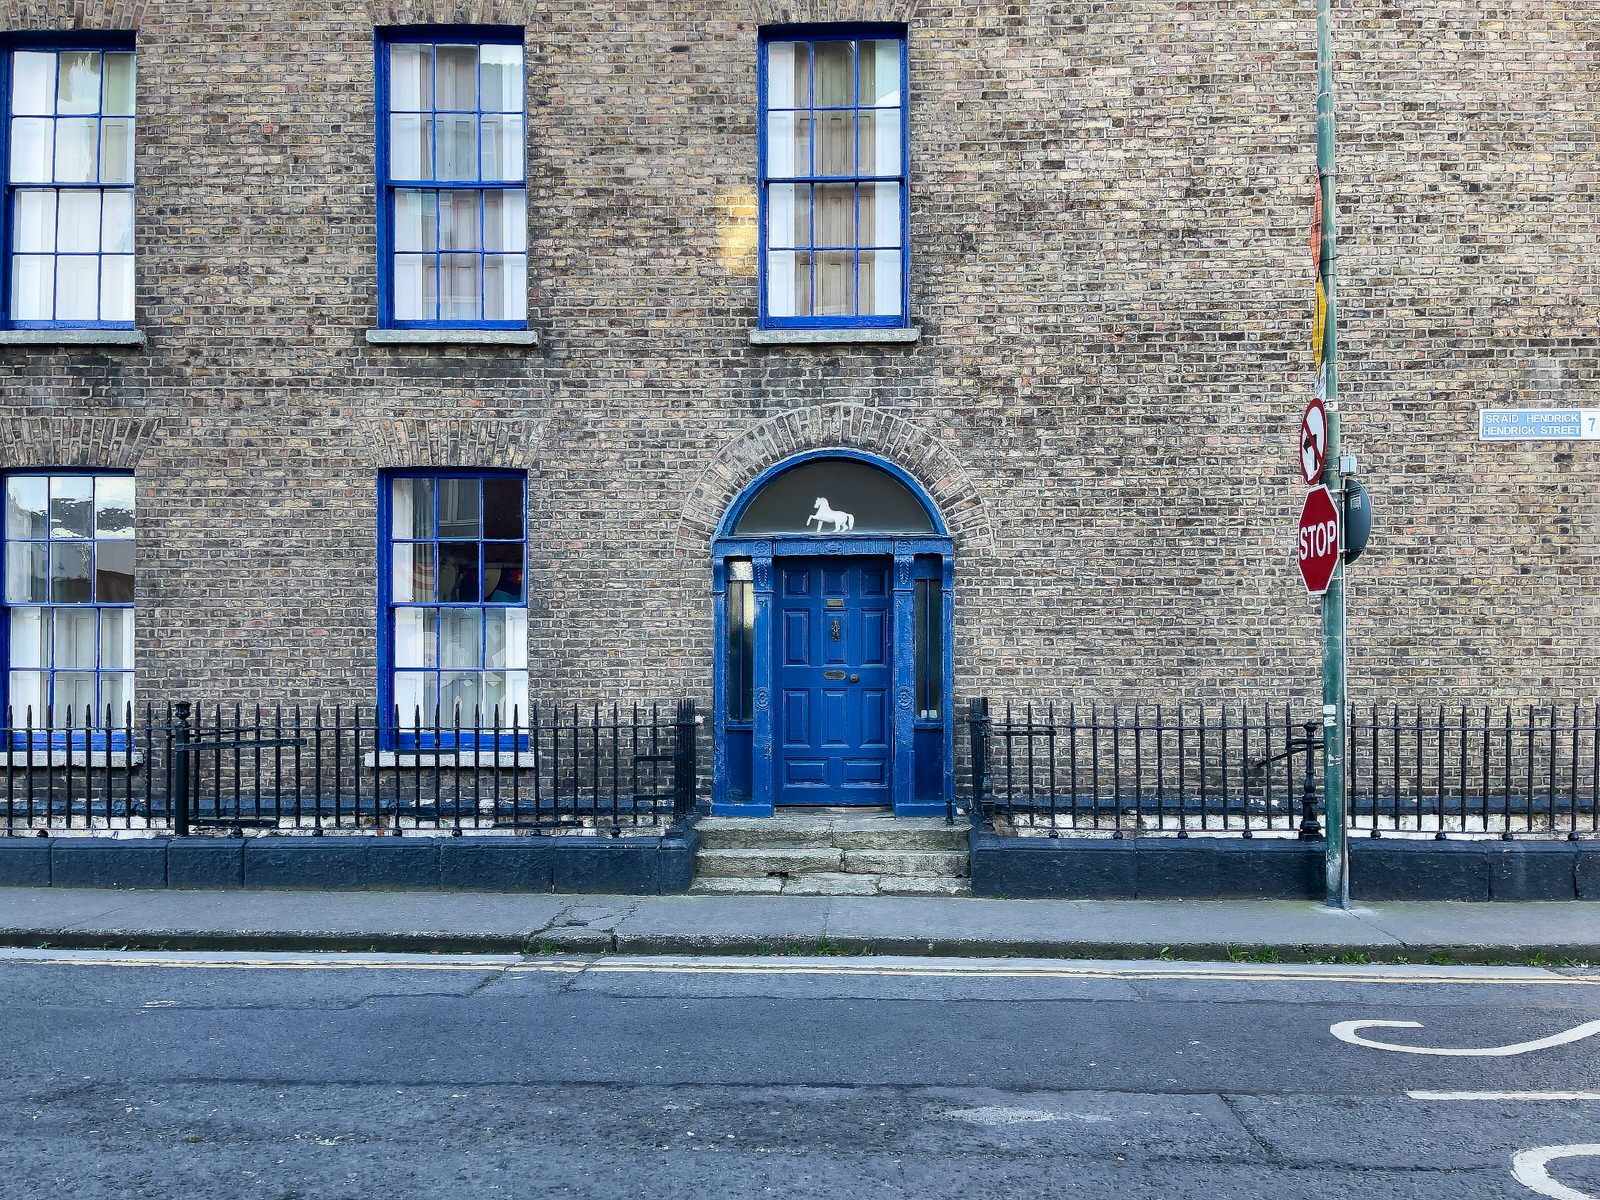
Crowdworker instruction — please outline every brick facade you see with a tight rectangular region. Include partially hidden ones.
[0,0,1594,719]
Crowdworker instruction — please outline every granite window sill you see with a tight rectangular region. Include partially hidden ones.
[748,327,921,347]
[0,328,146,347]
[0,751,145,768]
[365,328,540,348]
[364,751,537,769]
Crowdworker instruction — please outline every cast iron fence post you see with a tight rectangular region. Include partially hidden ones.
[968,697,991,823]
[171,700,192,838]
[673,699,698,821]
[1298,719,1322,840]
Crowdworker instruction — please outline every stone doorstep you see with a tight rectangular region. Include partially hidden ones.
[841,849,970,877]
[697,814,968,853]
[694,847,845,877]
[688,873,971,897]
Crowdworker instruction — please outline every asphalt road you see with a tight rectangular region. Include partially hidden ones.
[0,950,1596,1199]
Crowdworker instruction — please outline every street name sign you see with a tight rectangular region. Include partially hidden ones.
[1479,409,1600,441]
[1300,395,1327,486]
[1297,485,1340,596]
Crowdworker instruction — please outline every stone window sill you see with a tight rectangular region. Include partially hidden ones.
[0,751,145,768]
[365,328,540,348]
[748,327,921,347]
[0,329,146,347]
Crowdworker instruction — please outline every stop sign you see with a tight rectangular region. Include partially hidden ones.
[1297,485,1340,596]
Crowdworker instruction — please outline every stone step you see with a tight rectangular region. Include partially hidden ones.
[840,849,970,878]
[831,826,968,852]
[876,875,973,897]
[688,875,784,895]
[771,872,881,896]
[696,819,835,850]
[689,873,973,897]
[694,847,843,877]
[697,815,968,853]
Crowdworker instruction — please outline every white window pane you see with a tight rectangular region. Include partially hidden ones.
[503,671,529,722]
[55,256,100,321]
[100,608,134,670]
[862,40,901,106]
[439,672,479,721]
[13,190,56,252]
[479,672,508,723]
[391,543,434,602]
[482,189,525,253]
[766,42,808,108]
[863,182,901,246]
[389,114,432,180]
[391,476,434,539]
[438,190,480,251]
[54,117,98,183]
[439,253,481,321]
[5,542,47,604]
[101,255,134,322]
[56,51,101,115]
[392,254,436,321]
[393,189,436,251]
[480,44,523,112]
[57,189,101,252]
[815,110,852,176]
[767,183,808,249]
[53,672,95,724]
[766,112,808,178]
[103,53,136,117]
[94,475,135,538]
[814,184,854,247]
[435,114,478,181]
[865,249,902,316]
[483,254,526,321]
[50,476,93,538]
[393,672,435,722]
[9,609,47,669]
[485,607,527,670]
[766,250,804,317]
[858,109,901,176]
[393,608,435,668]
[814,249,853,316]
[100,672,133,725]
[813,41,853,106]
[101,190,133,253]
[8,672,44,723]
[480,115,523,181]
[99,118,134,184]
[9,118,54,183]
[439,609,482,669]
[388,44,431,111]
[12,53,57,116]
[54,609,96,669]
[10,255,53,319]
[435,45,477,110]
[5,478,47,539]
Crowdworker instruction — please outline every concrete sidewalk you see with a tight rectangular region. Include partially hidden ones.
[0,887,1594,961]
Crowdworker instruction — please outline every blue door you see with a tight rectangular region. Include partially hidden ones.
[776,558,892,806]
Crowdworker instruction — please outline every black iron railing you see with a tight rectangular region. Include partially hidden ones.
[970,699,1600,841]
[0,700,699,838]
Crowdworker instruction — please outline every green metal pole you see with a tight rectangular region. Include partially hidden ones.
[1316,0,1349,907]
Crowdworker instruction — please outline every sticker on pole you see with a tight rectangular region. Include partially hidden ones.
[1313,279,1327,370]
[1297,485,1340,596]
[1300,395,1327,486]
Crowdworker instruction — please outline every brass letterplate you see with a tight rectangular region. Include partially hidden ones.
[826,598,845,609]
[822,670,847,681]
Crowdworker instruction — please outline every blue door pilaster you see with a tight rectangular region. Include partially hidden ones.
[749,550,777,817]
[891,544,916,815]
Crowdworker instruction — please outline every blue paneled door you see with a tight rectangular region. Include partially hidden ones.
[777,557,893,805]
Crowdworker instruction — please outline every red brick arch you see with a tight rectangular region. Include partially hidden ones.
[675,404,992,557]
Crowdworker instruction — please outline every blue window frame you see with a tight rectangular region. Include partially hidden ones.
[0,34,137,329]
[376,27,527,329]
[378,470,528,747]
[2,471,135,744]
[758,25,908,329]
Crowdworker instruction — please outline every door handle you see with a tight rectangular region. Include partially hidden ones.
[849,674,859,684]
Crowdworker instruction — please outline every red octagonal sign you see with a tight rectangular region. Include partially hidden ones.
[1297,485,1340,596]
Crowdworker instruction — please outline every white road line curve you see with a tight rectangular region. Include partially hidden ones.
[1332,1019,1600,1057]
[1409,1092,1600,1102]
[1512,1145,1600,1200]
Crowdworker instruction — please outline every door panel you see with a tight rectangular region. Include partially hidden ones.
[776,557,893,806]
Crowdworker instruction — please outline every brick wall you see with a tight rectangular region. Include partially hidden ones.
[0,0,1594,714]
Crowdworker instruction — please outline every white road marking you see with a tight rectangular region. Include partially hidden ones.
[1330,1019,1600,1057]
[1512,1145,1600,1200]
[1409,1091,1600,1102]
[0,947,1593,989]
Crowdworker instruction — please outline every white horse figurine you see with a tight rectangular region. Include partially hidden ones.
[806,497,855,534]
